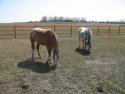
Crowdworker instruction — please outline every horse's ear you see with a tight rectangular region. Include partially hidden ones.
[50,29,55,35]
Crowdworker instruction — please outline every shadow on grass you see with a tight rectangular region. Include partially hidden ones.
[17,58,57,73]
[75,47,91,56]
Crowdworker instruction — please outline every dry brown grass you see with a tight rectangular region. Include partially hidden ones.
[0,35,125,94]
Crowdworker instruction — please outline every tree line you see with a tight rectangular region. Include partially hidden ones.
[40,16,87,22]
[40,16,125,24]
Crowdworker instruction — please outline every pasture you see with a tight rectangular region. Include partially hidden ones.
[0,22,125,94]
[0,35,125,94]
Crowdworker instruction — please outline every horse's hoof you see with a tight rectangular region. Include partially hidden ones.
[31,58,35,62]
[46,59,51,64]
[48,61,52,65]
[79,46,81,48]
[38,55,41,58]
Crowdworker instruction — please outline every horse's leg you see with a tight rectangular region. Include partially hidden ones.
[53,49,56,65]
[36,43,41,58]
[88,38,91,52]
[85,42,87,51]
[31,40,35,58]
[47,46,52,63]
[85,39,88,51]
[79,35,81,48]
[82,38,85,49]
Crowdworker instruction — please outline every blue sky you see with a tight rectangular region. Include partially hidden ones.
[0,0,125,23]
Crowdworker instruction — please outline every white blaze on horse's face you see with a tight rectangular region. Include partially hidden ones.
[53,49,59,64]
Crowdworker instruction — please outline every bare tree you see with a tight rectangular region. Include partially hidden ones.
[41,16,47,22]
[40,16,87,22]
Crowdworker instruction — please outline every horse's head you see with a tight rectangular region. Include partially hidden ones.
[53,47,59,65]
[52,35,59,65]
[85,40,91,52]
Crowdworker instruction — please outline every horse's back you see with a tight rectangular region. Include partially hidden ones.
[79,27,87,37]
[79,27,89,33]
[30,28,57,45]
[31,28,52,35]
[78,27,92,39]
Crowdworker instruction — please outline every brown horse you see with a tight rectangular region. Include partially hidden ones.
[30,28,59,65]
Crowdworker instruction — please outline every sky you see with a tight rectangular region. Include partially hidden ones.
[0,0,125,23]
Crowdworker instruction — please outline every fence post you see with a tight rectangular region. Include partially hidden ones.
[109,26,110,35]
[71,25,72,36]
[35,25,37,28]
[97,26,99,36]
[54,25,56,32]
[14,25,16,38]
[119,26,120,35]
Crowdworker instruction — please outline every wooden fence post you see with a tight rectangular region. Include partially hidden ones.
[71,25,72,36]
[14,25,16,38]
[35,25,37,28]
[97,26,99,36]
[54,25,56,32]
[119,26,120,35]
[109,26,110,35]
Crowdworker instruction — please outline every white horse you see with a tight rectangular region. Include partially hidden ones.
[78,27,92,52]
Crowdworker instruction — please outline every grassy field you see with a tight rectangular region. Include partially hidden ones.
[0,35,125,94]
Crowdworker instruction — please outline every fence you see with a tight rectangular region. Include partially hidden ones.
[0,25,125,38]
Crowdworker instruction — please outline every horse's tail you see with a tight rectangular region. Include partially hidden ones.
[78,28,81,46]
[88,28,92,48]
[88,28,92,38]
[30,30,36,50]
